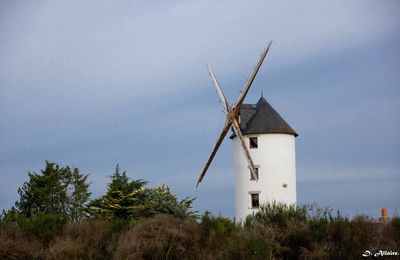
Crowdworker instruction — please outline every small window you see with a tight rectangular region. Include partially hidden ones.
[249,137,258,149]
[250,193,259,208]
[282,183,288,188]
[250,167,259,181]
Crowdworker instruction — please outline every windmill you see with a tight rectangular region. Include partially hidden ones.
[196,41,272,187]
[197,42,298,222]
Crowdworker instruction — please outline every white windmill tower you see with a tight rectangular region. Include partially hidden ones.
[196,42,298,223]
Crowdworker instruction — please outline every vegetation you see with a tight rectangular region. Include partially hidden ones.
[88,164,196,219]
[13,161,90,221]
[1,162,399,259]
[88,164,148,219]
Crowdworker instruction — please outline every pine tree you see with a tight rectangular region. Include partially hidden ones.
[88,164,196,219]
[88,164,147,219]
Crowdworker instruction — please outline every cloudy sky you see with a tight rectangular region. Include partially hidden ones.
[1,0,399,218]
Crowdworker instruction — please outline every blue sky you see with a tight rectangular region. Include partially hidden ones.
[1,0,399,218]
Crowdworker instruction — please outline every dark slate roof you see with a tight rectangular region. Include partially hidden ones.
[230,97,298,138]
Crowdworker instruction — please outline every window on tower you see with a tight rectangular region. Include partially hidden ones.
[250,193,260,208]
[249,137,258,149]
[250,166,259,181]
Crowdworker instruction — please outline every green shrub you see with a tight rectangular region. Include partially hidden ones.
[201,211,237,250]
[325,213,380,259]
[213,223,276,260]
[104,218,133,256]
[2,209,68,243]
[309,217,329,242]
[245,202,307,228]
[281,220,315,259]
[307,203,332,242]
[229,233,273,260]
[18,213,67,242]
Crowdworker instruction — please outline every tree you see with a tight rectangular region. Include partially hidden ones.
[65,167,91,221]
[143,185,197,218]
[89,164,196,219]
[106,164,146,194]
[88,164,147,219]
[15,161,91,221]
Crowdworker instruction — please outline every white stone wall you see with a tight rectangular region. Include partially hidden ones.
[233,133,296,223]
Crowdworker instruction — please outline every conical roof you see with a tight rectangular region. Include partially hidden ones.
[231,97,298,138]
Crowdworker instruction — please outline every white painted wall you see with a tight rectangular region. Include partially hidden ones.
[233,133,296,223]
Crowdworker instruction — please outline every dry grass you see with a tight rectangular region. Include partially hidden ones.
[46,219,114,259]
[115,214,203,260]
[0,228,43,259]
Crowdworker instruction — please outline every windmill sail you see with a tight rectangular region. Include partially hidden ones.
[197,42,273,187]
[196,121,231,187]
[234,41,272,117]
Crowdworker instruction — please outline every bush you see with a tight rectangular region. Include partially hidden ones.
[228,229,273,260]
[307,203,332,242]
[201,212,237,250]
[325,213,382,259]
[46,219,111,259]
[46,218,132,259]
[0,228,43,259]
[18,213,67,242]
[245,202,307,228]
[280,220,315,259]
[205,222,276,260]
[115,214,203,260]
[390,217,400,243]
